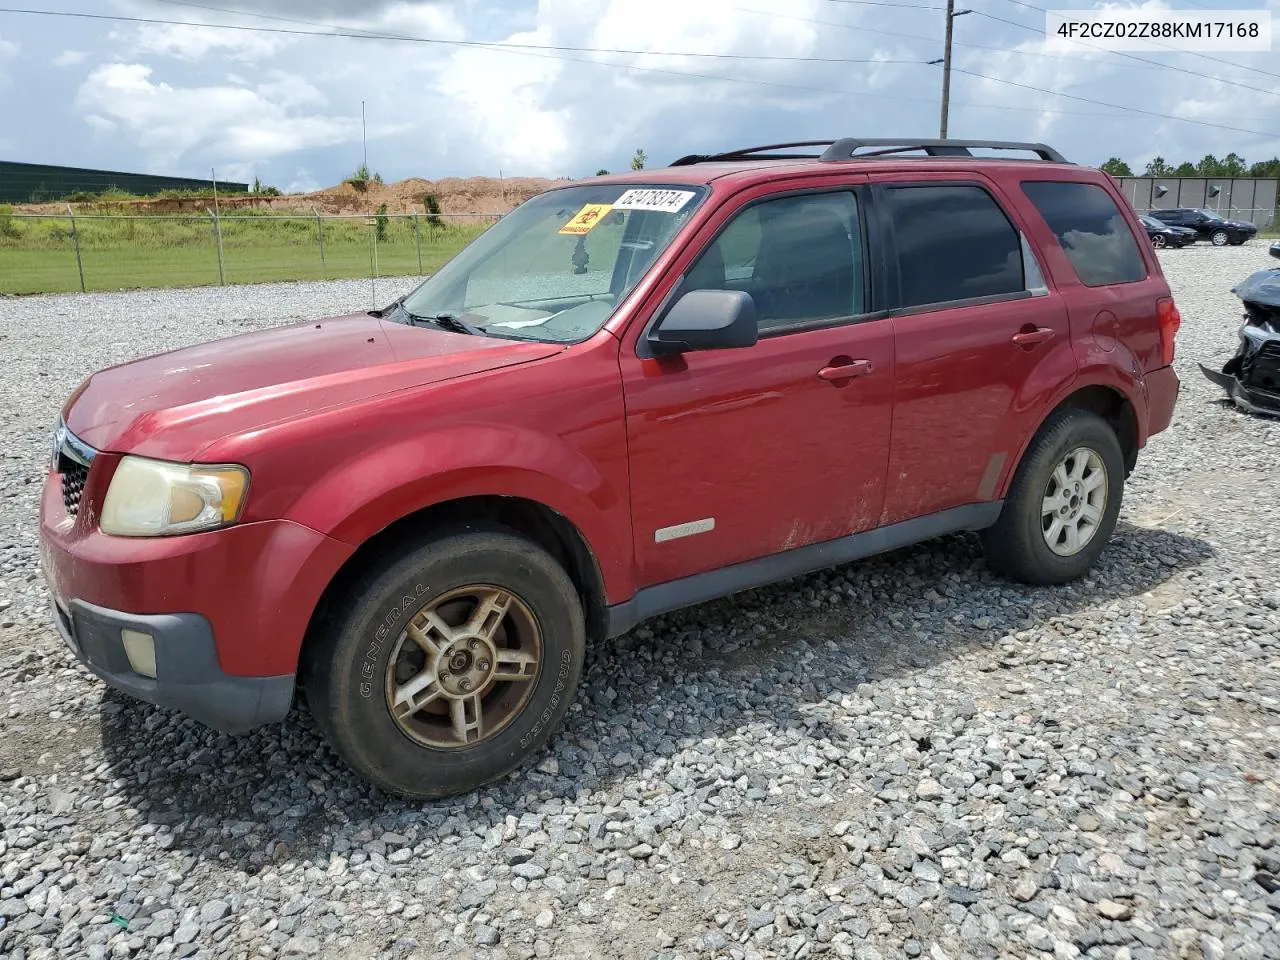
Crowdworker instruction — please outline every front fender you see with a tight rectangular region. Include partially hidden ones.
[283,423,634,603]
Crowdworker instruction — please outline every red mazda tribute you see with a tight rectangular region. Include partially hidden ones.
[40,139,1181,798]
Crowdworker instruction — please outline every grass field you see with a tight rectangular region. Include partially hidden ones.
[2,205,1276,297]
[0,210,489,295]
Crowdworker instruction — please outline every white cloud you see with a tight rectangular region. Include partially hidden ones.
[74,64,364,168]
[284,171,322,193]
[52,50,87,67]
[218,162,255,186]
[8,0,1278,186]
[120,22,291,63]
[0,31,16,88]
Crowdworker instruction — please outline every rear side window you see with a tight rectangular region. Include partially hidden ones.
[1021,181,1147,287]
[885,184,1024,309]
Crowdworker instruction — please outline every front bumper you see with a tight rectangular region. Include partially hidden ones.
[39,435,354,733]
[52,598,293,733]
[1199,362,1280,418]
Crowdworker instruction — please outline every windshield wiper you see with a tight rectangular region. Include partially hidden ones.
[398,305,484,336]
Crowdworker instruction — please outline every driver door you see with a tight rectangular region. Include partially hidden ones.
[619,184,896,587]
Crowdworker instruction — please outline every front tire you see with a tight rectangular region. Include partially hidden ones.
[981,408,1124,585]
[1211,229,1229,246]
[303,528,585,799]
[1151,234,1167,249]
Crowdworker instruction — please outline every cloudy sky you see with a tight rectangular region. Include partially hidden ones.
[0,0,1277,190]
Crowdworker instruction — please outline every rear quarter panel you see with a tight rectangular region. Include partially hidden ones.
[993,166,1171,374]
[984,167,1167,494]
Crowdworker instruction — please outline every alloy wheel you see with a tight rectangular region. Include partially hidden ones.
[384,585,542,749]
[1041,447,1108,557]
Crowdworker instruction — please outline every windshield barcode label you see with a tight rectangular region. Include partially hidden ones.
[613,189,696,213]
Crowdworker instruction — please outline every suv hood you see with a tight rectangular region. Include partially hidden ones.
[63,313,561,458]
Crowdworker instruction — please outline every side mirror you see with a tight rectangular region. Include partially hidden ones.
[648,289,759,355]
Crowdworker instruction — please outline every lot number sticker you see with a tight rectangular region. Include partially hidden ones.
[559,203,614,235]
[612,189,696,213]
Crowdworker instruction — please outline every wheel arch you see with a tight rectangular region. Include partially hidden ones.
[997,381,1141,500]
[297,494,610,684]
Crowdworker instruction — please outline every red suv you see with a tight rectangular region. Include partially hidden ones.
[40,138,1181,798]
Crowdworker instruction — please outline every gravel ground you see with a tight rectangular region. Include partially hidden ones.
[2,248,1279,960]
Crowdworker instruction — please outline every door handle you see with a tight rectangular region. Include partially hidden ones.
[817,359,873,381]
[1011,326,1055,347]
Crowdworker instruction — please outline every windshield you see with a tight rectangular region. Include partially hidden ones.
[398,183,708,343]
[1193,208,1224,220]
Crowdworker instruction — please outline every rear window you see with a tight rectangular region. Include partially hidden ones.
[1021,181,1147,287]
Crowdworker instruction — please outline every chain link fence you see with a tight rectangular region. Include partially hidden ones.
[0,210,499,296]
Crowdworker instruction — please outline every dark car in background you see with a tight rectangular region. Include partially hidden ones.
[1148,208,1257,246]
[1139,215,1196,249]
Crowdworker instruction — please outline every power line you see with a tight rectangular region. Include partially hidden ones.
[970,8,1280,95]
[137,2,1244,131]
[816,0,944,8]
[736,5,1173,72]
[737,5,1280,114]
[0,4,914,66]
[982,0,1280,83]
[5,4,1274,138]
[2,6,956,106]
[951,66,1278,138]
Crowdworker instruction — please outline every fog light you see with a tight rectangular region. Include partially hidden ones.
[121,628,157,679]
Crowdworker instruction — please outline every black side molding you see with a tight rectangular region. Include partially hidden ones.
[605,501,1003,638]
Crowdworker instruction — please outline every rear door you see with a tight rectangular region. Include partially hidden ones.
[872,177,1075,525]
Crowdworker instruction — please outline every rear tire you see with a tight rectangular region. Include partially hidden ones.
[304,528,585,799]
[981,408,1124,586]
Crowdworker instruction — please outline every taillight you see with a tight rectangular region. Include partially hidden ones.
[1157,297,1181,366]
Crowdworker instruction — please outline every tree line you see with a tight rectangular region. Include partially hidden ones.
[1099,154,1280,179]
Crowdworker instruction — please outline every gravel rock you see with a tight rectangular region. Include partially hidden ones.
[2,252,1280,959]
[1098,900,1134,921]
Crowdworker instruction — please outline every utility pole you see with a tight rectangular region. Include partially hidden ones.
[934,1,970,139]
[362,100,368,170]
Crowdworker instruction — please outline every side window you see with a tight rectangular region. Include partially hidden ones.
[885,184,1024,309]
[1022,181,1147,287]
[684,192,865,332]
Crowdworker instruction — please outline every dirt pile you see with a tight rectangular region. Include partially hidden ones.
[16,175,570,217]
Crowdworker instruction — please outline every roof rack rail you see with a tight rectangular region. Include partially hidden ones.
[669,138,1068,166]
[669,141,834,166]
[820,138,1067,163]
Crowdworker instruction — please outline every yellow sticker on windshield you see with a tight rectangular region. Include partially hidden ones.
[559,203,613,235]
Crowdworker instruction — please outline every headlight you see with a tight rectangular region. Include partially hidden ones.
[100,456,249,537]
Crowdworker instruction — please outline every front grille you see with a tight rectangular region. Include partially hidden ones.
[53,425,97,519]
[1244,342,1280,393]
[60,459,89,516]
